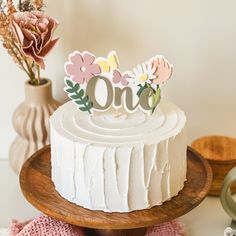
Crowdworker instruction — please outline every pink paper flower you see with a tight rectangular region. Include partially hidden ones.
[12,11,59,69]
[65,51,101,84]
[152,56,173,84]
[113,69,129,86]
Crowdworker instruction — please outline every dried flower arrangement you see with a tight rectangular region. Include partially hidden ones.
[0,0,59,85]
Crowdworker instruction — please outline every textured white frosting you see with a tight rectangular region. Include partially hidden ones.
[50,100,187,212]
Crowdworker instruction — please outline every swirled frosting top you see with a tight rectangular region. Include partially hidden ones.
[50,100,186,146]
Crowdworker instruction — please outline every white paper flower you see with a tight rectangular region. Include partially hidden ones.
[128,61,156,86]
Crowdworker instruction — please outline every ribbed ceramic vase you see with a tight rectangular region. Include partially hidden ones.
[9,79,60,174]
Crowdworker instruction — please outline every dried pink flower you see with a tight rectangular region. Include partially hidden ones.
[12,10,59,69]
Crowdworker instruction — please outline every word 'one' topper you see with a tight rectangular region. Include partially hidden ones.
[64,51,173,115]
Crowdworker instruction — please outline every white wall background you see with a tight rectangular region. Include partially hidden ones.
[0,0,236,159]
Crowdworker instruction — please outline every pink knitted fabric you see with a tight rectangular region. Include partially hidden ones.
[145,220,186,236]
[9,215,185,236]
[9,215,84,236]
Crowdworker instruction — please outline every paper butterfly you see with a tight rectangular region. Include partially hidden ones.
[96,51,120,73]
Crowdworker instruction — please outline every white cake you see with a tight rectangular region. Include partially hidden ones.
[50,99,187,212]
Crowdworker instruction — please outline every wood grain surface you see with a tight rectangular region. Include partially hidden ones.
[192,136,236,161]
[192,136,236,196]
[20,145,212,233]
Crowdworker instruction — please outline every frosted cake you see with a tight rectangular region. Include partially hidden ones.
[50,51,187,212]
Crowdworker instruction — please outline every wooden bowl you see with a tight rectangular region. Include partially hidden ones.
[192,136,236,196]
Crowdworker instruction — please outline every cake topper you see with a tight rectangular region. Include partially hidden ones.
[64,50,173,115]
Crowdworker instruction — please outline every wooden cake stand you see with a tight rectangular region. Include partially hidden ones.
[20,146,212,236]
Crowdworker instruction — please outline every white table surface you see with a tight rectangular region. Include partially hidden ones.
[0,159,232,236]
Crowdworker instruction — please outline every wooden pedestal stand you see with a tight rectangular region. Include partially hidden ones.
[20,146,212,236]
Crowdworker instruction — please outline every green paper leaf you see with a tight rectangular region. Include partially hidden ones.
[79,106,90,111]
[79,104,93,114]
[78,89,84,97]
[75,99,84,105]
[64,79,93,114]
[66,88,75,93]
[87,102,93,109]
[66,79,73,88]
[74,83,80,91]
[151,87,161,113]
[137,83,148,97]
[70,94,80,99]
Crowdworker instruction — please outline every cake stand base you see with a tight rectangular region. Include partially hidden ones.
[85,228,146,236]
[19,146,212,236]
